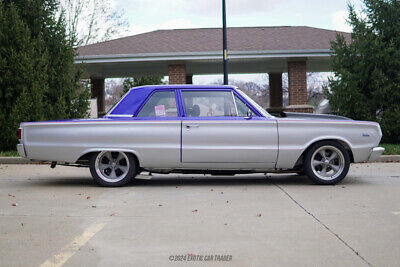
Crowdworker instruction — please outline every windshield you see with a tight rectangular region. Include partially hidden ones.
[236,89,272,118]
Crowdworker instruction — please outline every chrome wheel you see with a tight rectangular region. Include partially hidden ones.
[94,151,130,183]
[311,145,345,181]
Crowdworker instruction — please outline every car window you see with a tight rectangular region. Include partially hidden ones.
[182,91,237,117]
[234,95,256,117]
[137,91,178,117]
[236,89,269,117]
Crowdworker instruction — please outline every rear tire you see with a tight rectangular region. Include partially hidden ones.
[89,151,137,187]
[303,141,350,185]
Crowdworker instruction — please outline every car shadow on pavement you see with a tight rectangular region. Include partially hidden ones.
[130,174,313,187]
[26,173,364,187]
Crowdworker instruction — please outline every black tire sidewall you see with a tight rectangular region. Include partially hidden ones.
[89,152,137,187]
[304,141,350,185]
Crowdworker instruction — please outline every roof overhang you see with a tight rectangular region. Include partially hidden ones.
[75,49,333,78]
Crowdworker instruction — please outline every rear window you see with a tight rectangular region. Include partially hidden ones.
[137,91,178,117]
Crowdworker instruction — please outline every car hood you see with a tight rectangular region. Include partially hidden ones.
[277,112,352,121]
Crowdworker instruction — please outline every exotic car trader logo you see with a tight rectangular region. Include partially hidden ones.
[169,254,232,262]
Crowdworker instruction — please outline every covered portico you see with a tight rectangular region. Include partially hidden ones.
[76,26,349,116]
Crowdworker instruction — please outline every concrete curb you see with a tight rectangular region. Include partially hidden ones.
[375,155,400,162]
[1,155,400,164]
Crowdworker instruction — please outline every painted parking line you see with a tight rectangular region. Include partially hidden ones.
[40,222,106,267]
[392,211,400,215]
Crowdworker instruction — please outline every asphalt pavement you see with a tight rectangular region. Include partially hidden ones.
[0,163,399,267]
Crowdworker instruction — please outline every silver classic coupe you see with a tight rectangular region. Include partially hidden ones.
[17,85,384,186]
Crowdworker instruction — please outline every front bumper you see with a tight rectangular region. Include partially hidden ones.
[368,147,384,162]
[17,144,26,158]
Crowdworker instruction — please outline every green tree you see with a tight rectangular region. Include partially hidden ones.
[122,76,166,95]
[0,0,89,151]
[326,0,400,142]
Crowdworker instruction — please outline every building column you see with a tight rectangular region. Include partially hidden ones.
[168,64,186,84]
[286,60,314,113]
[90,77,105,117]
[186,74,193,84]
[268,73,283,113]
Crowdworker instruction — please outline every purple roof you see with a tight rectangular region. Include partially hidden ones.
[109,85,237,116]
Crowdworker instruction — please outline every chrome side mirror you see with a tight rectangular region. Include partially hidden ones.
[244,109,253,120]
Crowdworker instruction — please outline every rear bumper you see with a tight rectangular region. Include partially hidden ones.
[368,147,384,162]
[17,144,26,158]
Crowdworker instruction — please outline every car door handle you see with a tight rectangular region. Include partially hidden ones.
[186,124,199,129]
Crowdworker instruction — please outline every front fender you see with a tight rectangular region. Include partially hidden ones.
[301,135,353,155]
[277,135,353,169]
[275,118,376,169]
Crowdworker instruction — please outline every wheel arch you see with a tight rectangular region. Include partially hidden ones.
[76,149,141,167]
[294,138,354,168]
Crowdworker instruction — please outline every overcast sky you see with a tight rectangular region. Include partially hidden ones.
[117,0,363,34]
[112,0,364,84]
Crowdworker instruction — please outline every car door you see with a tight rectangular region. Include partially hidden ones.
[180,89,278,168]
[132,89,181,168]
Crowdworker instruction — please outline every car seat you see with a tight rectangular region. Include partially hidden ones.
[191,104,200,117]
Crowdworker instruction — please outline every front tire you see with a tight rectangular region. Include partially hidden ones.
[90,151,137,187]
[303,141,350,185]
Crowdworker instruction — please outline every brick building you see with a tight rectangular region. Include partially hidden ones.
[75,26,350,116]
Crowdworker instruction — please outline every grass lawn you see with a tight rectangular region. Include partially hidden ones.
[380,144,400,155]
[0,150,19,157]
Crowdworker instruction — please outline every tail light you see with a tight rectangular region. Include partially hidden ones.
[17,129,22,140]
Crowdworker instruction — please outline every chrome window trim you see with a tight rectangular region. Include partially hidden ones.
[231,91,239,117]
[106,114,133,117]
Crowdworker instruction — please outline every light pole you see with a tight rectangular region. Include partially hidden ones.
[222,0,228,85]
